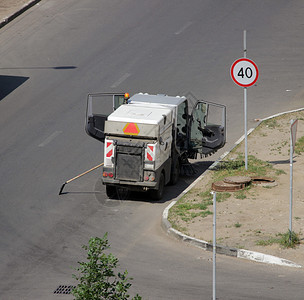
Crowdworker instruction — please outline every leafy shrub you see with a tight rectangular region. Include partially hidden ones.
[73,234,141,300]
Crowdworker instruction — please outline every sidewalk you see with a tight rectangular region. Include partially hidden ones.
[0,0,41,28]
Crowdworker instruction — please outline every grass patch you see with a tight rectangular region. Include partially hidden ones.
[169,153,283,232]
[295,136,304,155]
[275,169,286,176]
[256,230,301,248]
[214,154,274,180]
[168,190,231,225]
[235,190,247,200]
[263,118,279,129]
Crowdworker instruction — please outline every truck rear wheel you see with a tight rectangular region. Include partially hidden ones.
[151,172,165,200]
[106,185,117,199]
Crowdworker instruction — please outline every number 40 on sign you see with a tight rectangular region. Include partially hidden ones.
[230,58,259,88]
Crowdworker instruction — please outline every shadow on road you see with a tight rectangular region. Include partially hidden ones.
[92,160,214,207]
[0,74,29,101]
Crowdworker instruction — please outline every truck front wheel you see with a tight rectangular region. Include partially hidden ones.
[151,172,165,200]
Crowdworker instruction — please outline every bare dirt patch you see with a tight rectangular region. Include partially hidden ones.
[0,0,31,19]
[169,109,304,266]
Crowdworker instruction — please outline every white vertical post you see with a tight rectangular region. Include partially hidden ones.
[212,191,216,300]
[289,120,293,240]
[243,30,247,58]
[243,30,248,170]
[244,87,248,170]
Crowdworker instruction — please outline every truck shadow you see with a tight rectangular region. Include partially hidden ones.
[150,160,213,204]
[94,160,214,206]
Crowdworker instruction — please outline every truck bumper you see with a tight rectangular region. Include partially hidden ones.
[102,178,157,191]
[102,157,170,192]
[102,166,159,191]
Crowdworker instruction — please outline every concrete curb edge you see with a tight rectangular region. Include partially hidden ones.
[162,107,304,268]
[0,0,42,30]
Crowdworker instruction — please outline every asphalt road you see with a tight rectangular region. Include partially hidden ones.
[0,0,304,299]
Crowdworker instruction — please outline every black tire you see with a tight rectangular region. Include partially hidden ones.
[169,158,180,185]
[106,185,117,199]
[151,172,165,200]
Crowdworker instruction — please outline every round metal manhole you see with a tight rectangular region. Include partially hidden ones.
[212,176,252,192]
[224,176,252,185]
[211,180,243,192]
[251,176,277,187]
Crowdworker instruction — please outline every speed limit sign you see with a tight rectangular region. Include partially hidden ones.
[230,58,259,87]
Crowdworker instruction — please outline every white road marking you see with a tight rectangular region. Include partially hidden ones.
[175,21,192,35]
[39,131,62,147]
[110,73,131,88]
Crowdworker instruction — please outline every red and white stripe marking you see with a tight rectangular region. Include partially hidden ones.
[146,144,155,161]
[104,139,114,167]
[106,141,113,158]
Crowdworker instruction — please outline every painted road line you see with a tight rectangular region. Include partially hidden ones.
[38,131,62,147]
[110,73,131,88]
[175,21,192,35]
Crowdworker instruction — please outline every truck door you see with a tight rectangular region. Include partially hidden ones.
[190,101,226,155]
[85,93,125,142]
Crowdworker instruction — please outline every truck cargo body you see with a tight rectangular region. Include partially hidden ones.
[102,102,174,194]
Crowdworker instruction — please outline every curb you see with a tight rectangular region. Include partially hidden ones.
[0,0,42,30]
[162,107,304,268]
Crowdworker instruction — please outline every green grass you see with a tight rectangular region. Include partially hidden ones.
[213,154,277,182]
[235,189,247,200]
[169,153,282,229]
[295,136,304,155]
[168,190,230,224]
[234,222,242,228]
[256,230,301,248]
[263,118,279,129]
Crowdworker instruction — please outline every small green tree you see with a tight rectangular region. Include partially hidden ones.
[72,234,141,300]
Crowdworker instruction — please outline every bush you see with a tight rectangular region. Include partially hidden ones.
[73,234,141,300]
[278,230,300,248]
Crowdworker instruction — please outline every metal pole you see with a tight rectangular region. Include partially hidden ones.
[244,30,248,170]
[289,120,293,241]
[212,191,216,300]
[243,30,247,58]
[244,87,248,170]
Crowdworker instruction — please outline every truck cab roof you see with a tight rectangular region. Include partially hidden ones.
[107,93,186,125]
[107,103,172,125]
[128,93,186,108]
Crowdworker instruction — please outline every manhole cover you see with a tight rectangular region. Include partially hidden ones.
[224,176,252,184]
[212,180,243,192]
[251,176,276,187]
[54,285,76,295]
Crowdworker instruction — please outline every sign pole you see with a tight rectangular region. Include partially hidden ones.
[231,31,259,171]
[289,120,293,240]
[244,87,248,170]
[243,30,248,170]
[289,119,298,241]
[243,30,247,58]
[212,191,216,300]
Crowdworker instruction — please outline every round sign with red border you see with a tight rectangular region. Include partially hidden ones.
[230,58,259,87]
